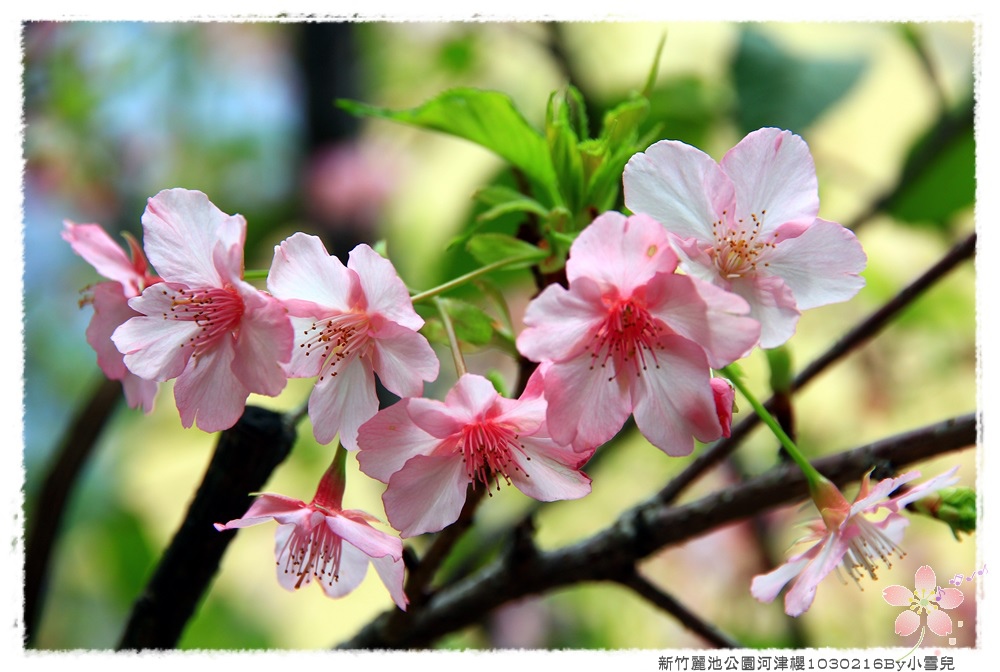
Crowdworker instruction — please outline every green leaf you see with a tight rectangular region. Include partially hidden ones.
[466,232,548,269]
[421,298,495,348]
[472,185,550,223]
[883,105,975,228]
[546,90,586,214]
[732,26,867,134]
[338,89,559,203]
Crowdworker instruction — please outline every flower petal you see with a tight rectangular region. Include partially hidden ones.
[316,541,370,598]
[370,320,439,398]
[542,351,633,449]
[308,356,378,449]
[141,188,244,287]
[937,587,965,610]
[383,454,469,538]
[517,278,606,364]
[509,436,592,502]
[631,335,721,455]
[267,232,356,312]
[357,400,443,483]
[565,212,677,295]
[327,513,401,561]
[895,610,922,637]
[230,285,293,397]
[750,555,812,604]
[213,493,309,531]
[173,340,249,432]
[624,138,736,242]
[720,128,819,234]
[371,554,408,610]
[114,287,199,382]
[725,274,800,349]
[348,244,424,331]
[764,219,866,311]
[927,609,954,637]
[882,584,914,607]
[915,565,938,593]
[62,221,145,293]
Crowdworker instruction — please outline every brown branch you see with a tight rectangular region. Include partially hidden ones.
[618,569,741,648]
[24,375,122,647]
[116,406,296,650]
[337,412,976,649]
[655,230,976,506]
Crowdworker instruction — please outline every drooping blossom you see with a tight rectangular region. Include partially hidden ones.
[883,565,964,638]
[624,127,867,348]
[214,448,407,609]
[62,221,161,412]
[751,467,960,617]
[515,211,760,456]
[112,189,293,432]
[711,377,736,438]
[266,232,439,450]
[356,370,592,538]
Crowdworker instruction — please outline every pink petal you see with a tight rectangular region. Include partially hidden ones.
[784,533,850,617]
[623,138,736,242]
[383,454,469,538]
[509,436,592,501]
[120,372,158,414]
[886,467,960,511]
[720,128,819,234]
[230,286,293,397]
[915,565,938,593]
[141,188,244,287]
[316,542,370,598]
[750,556,812,604]
[895,610,922,636]
[882,584,914,607]
[173,341,249,432]
[283,316,327,378]
[517,278,606,363]
[267,232,356,312]
[726,274,800,349]
[62,221,144,293]
[710,378,735,438]
[326,513,402,561]
[308,356,378,449]
[357,400,444,483]
[645,273,758,368]
[114,291,199,382]
[214,493,309,530]
[542,353,633,449]
[926,609,954,637]
[937,587,965,610]
[371,554,408,610]
[348,244,424,332]
[86,282,139,381]
[564,212,677,295]
[764,219,866,311]
[631,335,720,455]
[369,321,439,398]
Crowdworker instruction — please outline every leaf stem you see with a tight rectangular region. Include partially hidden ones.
[410,254,541,304]
[434,296,467,378]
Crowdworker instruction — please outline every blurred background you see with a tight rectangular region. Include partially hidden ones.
[21,21,977,650]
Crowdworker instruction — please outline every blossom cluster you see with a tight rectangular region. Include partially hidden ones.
[66,128,883,613]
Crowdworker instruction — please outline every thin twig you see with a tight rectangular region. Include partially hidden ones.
[655,231,976,506]
[337,412,975,648]
[618,569,741,648]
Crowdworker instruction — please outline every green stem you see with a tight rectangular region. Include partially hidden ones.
[410,254,541,304]
[243,269,269,281]
[434,296,467,378]
[719,365,824,488]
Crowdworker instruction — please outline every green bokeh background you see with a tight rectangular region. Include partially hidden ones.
[21,21,978,650]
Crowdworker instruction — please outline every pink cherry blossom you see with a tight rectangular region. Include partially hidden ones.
[111,189,293,432]
[883,565,964,638]
[515,211,760,456]
[62,221,160,412]
[624,128,867,348]
[356,371,592,538]
[266,232,439,450]
[214,454,407,609]
[751,467,959,617]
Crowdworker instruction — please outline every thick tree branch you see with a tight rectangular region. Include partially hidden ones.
[116,406,296,650]
[24,375,122,647]
[338,412,976,649]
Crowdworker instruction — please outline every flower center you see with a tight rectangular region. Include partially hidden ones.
[710,210,777,279]
[279,510,344,590]
[165,285,245,358]
[840,514,906,585]
[299,311,372,382]
[459,421,529,494]
[588,298,664,380]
